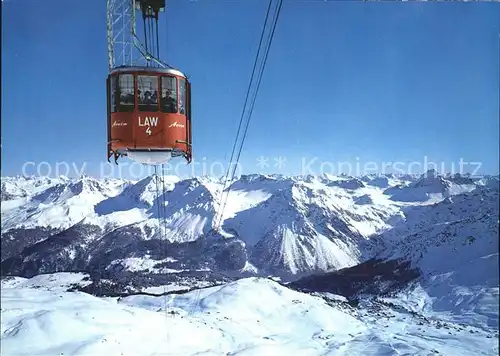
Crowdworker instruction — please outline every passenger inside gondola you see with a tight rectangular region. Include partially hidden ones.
[137,77,159,111]
[161,89,177,113]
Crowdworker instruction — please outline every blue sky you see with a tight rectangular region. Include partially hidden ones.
[2,0,499,179]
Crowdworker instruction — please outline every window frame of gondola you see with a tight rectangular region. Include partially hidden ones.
[137,75,159,112]
[117,73,135,113]
[160,75,178,114]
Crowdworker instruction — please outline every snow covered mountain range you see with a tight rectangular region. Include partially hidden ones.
[1,171,498,355]
[1,171,497,282]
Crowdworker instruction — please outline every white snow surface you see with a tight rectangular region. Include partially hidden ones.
[1,273,498,356]
[1,172,499,355]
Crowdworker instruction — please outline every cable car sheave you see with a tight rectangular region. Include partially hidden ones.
[106,0,192,165]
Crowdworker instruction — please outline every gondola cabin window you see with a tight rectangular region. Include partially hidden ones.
[179,77,186,115]
[137,75,158,112]
[110,75,117,113]
[118,74,134,112]
[160,75,178,113]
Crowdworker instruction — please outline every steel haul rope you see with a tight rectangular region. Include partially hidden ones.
[215,0,283,232]
[187,0,283,318]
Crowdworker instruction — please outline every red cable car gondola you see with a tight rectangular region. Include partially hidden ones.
[106,0,192,165]
[107,66,192,165]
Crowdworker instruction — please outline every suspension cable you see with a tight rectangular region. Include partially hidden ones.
[153,164,171,340]
[150,17,155,61]
[216,0,273,211]
[148,0,283,323]
[133,2,175,69]
[156,17,160,59]
[143,16,149,56]
[235,0,283,165]
[215,0,283,231]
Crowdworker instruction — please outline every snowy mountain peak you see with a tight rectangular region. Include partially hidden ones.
[1,171,497,281]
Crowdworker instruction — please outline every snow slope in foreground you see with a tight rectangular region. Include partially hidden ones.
[1,273,497,356]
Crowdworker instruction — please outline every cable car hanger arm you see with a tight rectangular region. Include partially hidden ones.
[130,0,173,69]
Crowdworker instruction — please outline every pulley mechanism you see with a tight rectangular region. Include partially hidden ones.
[136,0,165,20]
[135,0,166,66]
